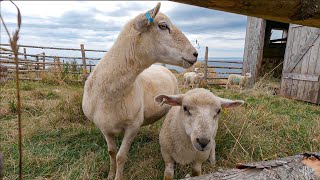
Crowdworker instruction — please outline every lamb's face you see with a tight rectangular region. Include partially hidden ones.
[133,3,197,68]
[155,88,244,152]
[181,90,221,151]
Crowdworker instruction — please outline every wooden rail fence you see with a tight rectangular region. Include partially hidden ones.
[203,46,243,85]
[0,43,107,83]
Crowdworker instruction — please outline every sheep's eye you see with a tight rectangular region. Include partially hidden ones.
[183,106,191,116]
[216,109,221,115]
[158,23,169,31]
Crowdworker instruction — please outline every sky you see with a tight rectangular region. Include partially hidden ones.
[0,1,247,59]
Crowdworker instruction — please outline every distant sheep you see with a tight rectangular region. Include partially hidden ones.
[189,73,204,88]
[226,72,252,90]
[82,3,197,179]
[184,70,204,88]
[155,88,244,179]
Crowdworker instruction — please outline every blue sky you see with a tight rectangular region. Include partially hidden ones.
[1,1,247,58]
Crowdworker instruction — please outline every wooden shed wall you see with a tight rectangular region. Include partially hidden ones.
[242,17,266,88]
[280,25,320,103]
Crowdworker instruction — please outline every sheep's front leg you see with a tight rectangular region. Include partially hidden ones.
[161,151,175,180]
[164,161,174,180]
[103,133,117,180]
[191,161,202,177]
[209,140,216,165]
[115,125,140,180]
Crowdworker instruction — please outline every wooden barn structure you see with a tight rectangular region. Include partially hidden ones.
[171,0,320,104]
[243,18,320,104]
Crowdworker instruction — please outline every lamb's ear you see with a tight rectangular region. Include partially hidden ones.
[134,2,161,32]
[155,94,184,106]
[218,97,244,108]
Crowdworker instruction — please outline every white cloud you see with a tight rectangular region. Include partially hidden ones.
[1,1,247,58]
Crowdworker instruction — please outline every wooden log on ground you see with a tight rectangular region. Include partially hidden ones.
[185,152,320,180]
[170,0,320,28]
[0,152,3,180]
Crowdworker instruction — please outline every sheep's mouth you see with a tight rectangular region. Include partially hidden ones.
[182,58,196,67]
[193,143,210,152]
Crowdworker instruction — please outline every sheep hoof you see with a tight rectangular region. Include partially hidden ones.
[185,173,191,178]
[107,173,115,180]
[209,158,216,165]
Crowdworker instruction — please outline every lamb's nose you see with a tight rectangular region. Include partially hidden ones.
[193,52,198,58]
[196,138,210,148]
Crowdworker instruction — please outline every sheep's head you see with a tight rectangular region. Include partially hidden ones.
[132,3,197,68]
[155,88,244,152]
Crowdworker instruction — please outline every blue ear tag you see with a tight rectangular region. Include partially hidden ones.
[145,12,154,23]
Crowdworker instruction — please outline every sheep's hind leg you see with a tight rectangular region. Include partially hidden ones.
[103,133,117,180]
[115,125,140,180]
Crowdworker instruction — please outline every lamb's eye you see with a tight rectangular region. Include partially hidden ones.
[217,109,221,114]
[183,106,191,116]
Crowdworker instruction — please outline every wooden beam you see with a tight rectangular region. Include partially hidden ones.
[242,17,266,88]
[170,0,320,28]
[283,73,320,82]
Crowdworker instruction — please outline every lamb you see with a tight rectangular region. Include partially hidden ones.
[189,72,204,88]
[226,72,252,90]
[184,72,204,88]
[155,88,244,179]
[82,3,198,180]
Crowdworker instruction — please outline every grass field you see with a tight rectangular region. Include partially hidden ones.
[1,78,320,179]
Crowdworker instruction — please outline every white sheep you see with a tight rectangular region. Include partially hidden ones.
[155,88,244,179]
[82,3,197,180]
[190,72,204,88]
[193,67,199,74]
[226,72,252,90]
[184,72,204,88]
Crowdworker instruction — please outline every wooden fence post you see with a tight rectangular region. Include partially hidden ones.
[204,46,208,81]
[23,48,28,70]
[80,44,87,84]
[42,52,45,70]
[35,55,40,69]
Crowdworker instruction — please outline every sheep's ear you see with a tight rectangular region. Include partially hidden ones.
[218,97,244,108]
[134,2,161,32]
[155,94,184,106]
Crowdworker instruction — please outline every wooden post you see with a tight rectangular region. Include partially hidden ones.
[42,52,45,70]
[35,55,39,70]
[80,44,87,83]
[23,48,28,70]
[204,46,208,81]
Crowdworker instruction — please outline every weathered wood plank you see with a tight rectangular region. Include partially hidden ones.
[184,152,320,180]
[207,66,242,69]
[0,152,3,180]
[285,29,320,72]
[170,0,320,28]
[242,17,266,88]
[284,25,300,98]
[309,37,320,103]
[296,27,313,101]
[283,73,319,82]
[204,46,208,80]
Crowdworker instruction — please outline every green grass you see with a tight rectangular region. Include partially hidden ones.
[0,79,319,179]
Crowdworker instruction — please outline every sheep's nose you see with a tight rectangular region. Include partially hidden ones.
[193,52,198,58]
[196,138,210,148]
